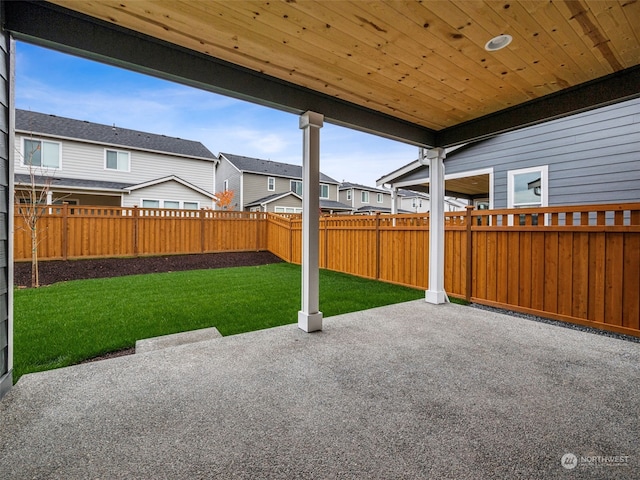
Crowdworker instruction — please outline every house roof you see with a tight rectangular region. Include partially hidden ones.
[14,173,216,199]
[14,174,133,191]
[126,175,217,199]
[339,182,389,194]
[16,109,217,161]
[320,199,353,211]
[397,189,430,200]
[245,191,302,207]
[221,153,339,184]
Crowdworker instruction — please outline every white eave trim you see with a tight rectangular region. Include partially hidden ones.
[126,175,217,199]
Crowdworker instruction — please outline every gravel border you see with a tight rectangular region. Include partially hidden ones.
[471,303,640,344]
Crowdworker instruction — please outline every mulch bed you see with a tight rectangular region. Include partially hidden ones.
[14,251,283,288]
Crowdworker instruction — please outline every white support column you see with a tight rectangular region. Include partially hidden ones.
[425,147,448,304]
[391,187,398,215]
[298,111,323,332]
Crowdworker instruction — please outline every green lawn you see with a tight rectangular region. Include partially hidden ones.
[13,263,424,382]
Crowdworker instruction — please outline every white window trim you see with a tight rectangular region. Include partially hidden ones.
[21,137,62,170]
[361,191,369,204]
[140,199,200,209]
[291,180,303,196]
[346,189,352,201]
[507,165,548,209]
[320,183,329,199]
[104,148,131,172]
[377,192,384,203]
[223,179,229,192]
[267,177,276,191]
[275,206,303,214]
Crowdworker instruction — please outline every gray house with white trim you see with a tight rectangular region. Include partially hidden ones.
[216,153,351,213]
[377,98,640,210]
[15,110,218,209]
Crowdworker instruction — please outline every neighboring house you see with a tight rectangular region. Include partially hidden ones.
[339,182,393,214]
[377,97,640,209]
[15,110,218,209]
[216,153,351,214]
[397,189,430,213]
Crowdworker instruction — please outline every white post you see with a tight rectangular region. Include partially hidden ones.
[425,147,448,304]
[298,111,323,332]
[391,187,398,215]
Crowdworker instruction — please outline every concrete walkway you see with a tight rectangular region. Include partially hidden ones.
[1,301,639,479]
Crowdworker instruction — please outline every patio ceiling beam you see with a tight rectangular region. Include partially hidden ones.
[436,66,640,148]
[4,0,436,148]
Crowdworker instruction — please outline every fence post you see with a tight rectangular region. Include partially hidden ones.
[201,209,206,253]
[323,215,328,269]
[288,216,293,263]
[465,205,474,303]
[375,212,381,280]
[133,205,139,256]
[61,202,69,261]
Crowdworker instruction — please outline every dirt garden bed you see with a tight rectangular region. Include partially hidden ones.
[14,251,283,288]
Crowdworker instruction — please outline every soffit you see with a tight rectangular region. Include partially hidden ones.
[12,1,640,146]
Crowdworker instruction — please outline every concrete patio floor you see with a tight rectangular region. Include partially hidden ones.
[1,301,638,479]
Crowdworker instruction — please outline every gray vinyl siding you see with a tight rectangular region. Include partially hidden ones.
[215,157,242,204]
[269,195,303,212]
[0,29,11,399]
[242,172,339,209]
[347,188,392,210]
[243,173,278,206]
[14,136,215,194]
[396,98,640,208]
[123,181,214,209]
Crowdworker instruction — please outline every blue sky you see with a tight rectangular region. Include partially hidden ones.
[15,42,418,187]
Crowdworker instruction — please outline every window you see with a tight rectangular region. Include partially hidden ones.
[23,138,60,168]
[507,166,548,208]
[142,199,201,209]
[223,179,229,192]
[361,191,369,203]
[291,180,303,196]
[275,206,303,214]
[346,189,352,201]
[377,193,383,203]
[320,184,329,199]
[105,149,130,171]
[142,199,160,208]
[268,177,275,191]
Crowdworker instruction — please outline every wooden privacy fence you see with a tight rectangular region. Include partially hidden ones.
[272,204,640,338]
[14,204,268,260]
[13,203,640,337]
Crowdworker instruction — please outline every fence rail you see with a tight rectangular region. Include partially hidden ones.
[13,203,640,338]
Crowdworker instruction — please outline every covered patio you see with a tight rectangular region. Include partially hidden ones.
[1,302,638,478]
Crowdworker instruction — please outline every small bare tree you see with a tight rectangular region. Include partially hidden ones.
[14,140,57,288]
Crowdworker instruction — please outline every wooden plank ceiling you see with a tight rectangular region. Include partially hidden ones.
[48,0,640,133]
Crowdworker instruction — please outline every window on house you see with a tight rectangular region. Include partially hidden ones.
[268,177,275,191]
[164,200,180,209]
[361,191,369,203]
[275,206,303,214]
[377,193,383,203]
[291,180,303,196]
[346,189,352,201]
[320,184,329,199]
[507,166,548,208]
[105,149,130,171]
[224,179,229,192]
[183,202,199,210]
[23,138,61,168]
[142,199,160,208]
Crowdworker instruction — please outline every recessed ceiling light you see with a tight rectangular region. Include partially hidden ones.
[485,34,512,51]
